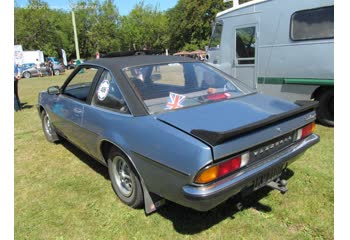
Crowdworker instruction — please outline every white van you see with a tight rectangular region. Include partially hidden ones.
[206,0,334,126]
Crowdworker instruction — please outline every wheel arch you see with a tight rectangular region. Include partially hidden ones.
[99,139,164,213]
[311,85,333,100]
[38,105,45,114]
[99,140,142,180]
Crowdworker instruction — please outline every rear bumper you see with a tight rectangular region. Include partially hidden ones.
[182,133,319,211]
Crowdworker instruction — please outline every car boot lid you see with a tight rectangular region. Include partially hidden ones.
[156,94,318,160]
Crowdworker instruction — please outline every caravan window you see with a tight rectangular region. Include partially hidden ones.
[291,6,334,41]
[236,26,256,65]
[209,22,223,49]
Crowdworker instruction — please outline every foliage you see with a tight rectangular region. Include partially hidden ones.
[14,0,73,57]
[14,0,120,59]
[14,0,254,58]
[118,1,168,51]
[166,0,231,52]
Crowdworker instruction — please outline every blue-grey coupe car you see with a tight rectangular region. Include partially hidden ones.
[37,53,319,214]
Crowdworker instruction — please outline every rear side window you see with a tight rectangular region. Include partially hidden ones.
[291,6,334,41]
[91,71,129,114]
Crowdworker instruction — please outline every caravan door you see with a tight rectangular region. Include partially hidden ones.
[232,25,257,89]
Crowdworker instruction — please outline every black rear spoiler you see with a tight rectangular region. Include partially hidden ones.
[191,100,318,146]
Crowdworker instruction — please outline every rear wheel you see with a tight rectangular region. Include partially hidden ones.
[40,110,60,142]
[23,71,31,78]
[316,88,334,127]
[54,69,60,76]
[107,149,143,208]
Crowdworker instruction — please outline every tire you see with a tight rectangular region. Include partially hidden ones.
[23,71,31,79]
[316,88,334,127]
[40,110,60,143]
[54,69,60,76]
[107,149,143,208]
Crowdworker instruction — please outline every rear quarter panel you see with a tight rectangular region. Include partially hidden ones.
[81,106,213,197]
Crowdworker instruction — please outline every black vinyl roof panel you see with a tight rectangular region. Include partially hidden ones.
[85,55,198,71]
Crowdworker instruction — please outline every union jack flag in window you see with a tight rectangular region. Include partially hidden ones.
[165,92,186,110]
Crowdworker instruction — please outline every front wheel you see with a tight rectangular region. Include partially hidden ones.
[107,149,143,208]
[40,110,60,142]
[54,69,60,76]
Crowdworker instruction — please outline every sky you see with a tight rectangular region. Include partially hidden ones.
[15,0,178,15]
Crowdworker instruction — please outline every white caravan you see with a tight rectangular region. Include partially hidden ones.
[206,0,334,126]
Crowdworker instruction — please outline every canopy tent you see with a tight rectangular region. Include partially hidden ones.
[173,51,191,56]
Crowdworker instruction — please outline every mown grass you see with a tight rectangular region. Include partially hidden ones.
[15,73,334,239]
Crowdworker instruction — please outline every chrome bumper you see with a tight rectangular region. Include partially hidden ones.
[183,134,320,202]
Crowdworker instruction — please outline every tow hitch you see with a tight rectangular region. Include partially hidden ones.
[266,178,288,194]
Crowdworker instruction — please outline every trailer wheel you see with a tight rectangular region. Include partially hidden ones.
[316,88,334,127]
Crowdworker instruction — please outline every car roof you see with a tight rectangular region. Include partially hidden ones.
[85,55,198,72]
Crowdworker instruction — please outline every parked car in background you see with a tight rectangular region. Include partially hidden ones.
[20,63,36,71]
[37,53,319,214]
[67,59,85,69]
[46,57,60,65]
[21,62,65,78]
[51,62,66,76]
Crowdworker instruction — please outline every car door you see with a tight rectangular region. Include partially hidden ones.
[51,65,102,148]
[233,24,258,89]
[80,70,132,159]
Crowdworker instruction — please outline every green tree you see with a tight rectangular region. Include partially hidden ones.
[73,0,99,58]
[167,0,238,52]
[90,0,120,53]
[15,0,74,58]
[118,1,168,51]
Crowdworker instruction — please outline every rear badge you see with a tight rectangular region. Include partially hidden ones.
[305,113,316,121]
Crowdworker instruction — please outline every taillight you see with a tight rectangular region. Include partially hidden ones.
[296,122,316,140]
[195,152,250,184]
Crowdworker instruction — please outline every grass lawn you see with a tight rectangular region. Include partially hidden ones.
[15,73,334,239]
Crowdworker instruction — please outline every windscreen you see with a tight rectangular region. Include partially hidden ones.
[123,62,254,113]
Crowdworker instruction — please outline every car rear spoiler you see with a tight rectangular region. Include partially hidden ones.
[191,100,318,146]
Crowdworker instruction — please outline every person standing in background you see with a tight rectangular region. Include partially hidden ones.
[48,60,54,76]
[35,58,42,77]
[14,63,22,111]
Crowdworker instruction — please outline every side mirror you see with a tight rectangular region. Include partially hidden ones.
[47,86,60,95]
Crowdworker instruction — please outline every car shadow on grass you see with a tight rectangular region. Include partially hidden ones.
[58,139,295,234]
[20,102,34,109]
[157,169,294,235]
[60,139,109,180]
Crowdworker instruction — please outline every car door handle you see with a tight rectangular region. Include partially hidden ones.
[73,108,83,114]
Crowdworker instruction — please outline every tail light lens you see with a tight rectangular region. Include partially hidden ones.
[195,152,250,184]
[296,122,316,140]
